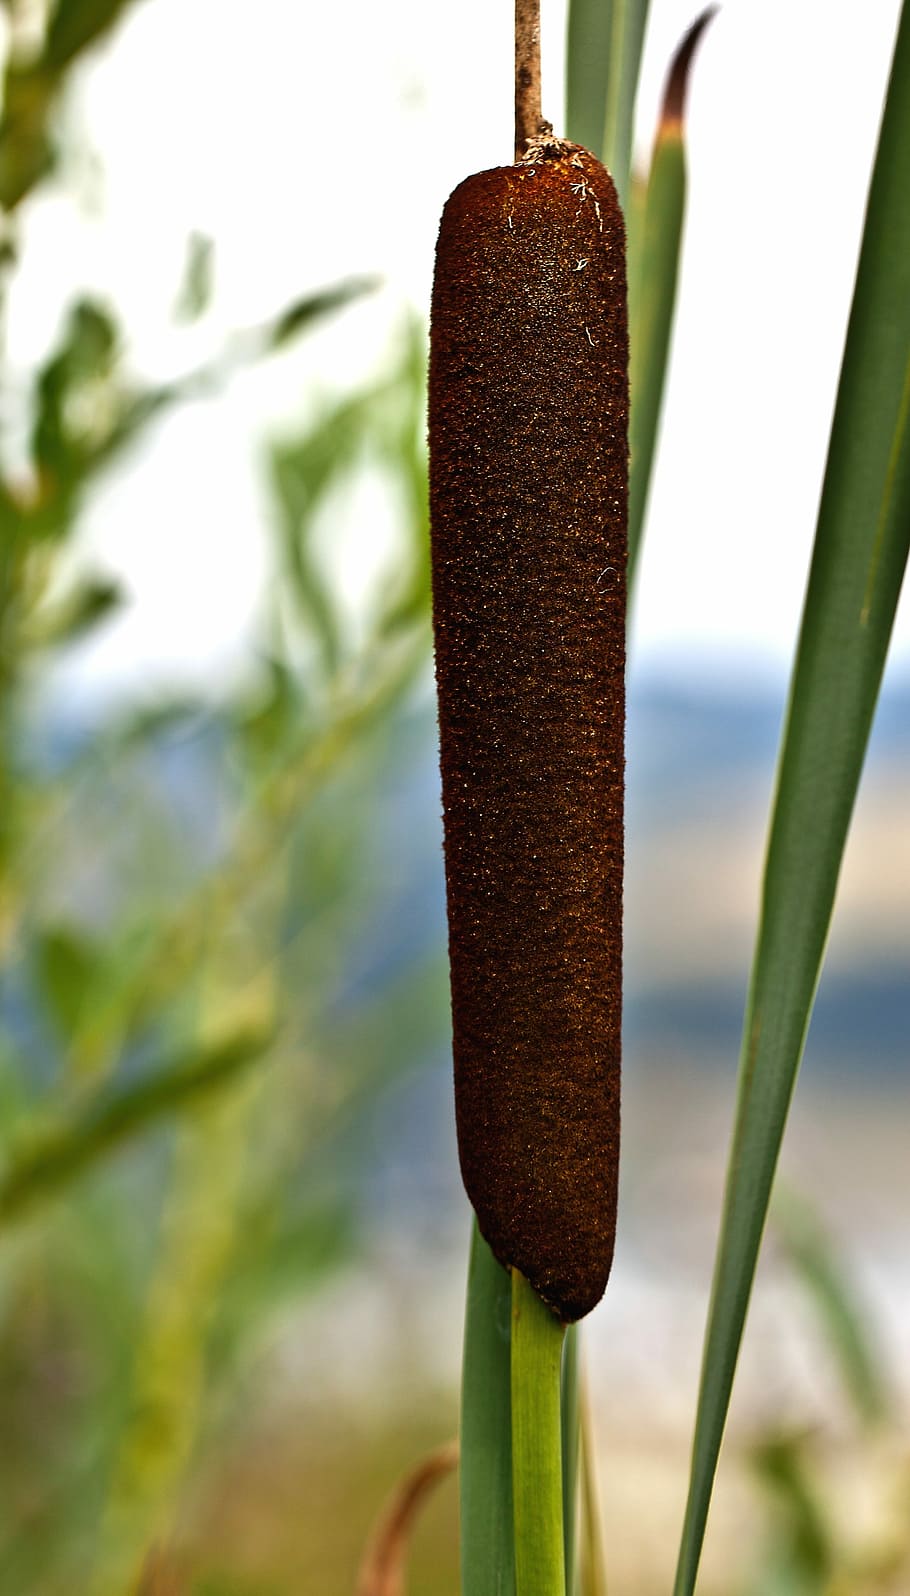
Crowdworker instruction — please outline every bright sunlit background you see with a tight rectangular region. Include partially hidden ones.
[10,0,906,702]
[0,3,907,1594]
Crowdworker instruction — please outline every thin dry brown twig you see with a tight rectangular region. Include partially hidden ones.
[354,1439,459,1596]
[514,0,544,158]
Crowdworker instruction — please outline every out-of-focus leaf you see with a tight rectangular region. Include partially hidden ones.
[259,275,380,353]
[271,447,345,678]
[0,66,57,211]
[34,924,100,1040]
[31,298,118,481]
[173,231,214,323]
[373,318,431,640]
[602,0,651,209]
[673,9,910,1593]
[566,0,615,158]
[0,0,145,212]
[269,392,375,676]
[218,1202,358,1341]
[565,0,650,209]
[628,9,716,586]
[747,1431,835,1596]
[237,654,302,769]
[24,574,123,650]
[774,1188,889,1428]
[0,1029,273,1223]
[43,0,148,70]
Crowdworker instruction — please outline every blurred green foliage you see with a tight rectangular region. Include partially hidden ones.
[0,5,437,1590]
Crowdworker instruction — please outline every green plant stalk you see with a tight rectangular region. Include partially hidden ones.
[561,1324,581,1594]
[461,1221,515,1596]
[628,124,684,586]
[512,1270,567,1596]
[673,5,910,1591]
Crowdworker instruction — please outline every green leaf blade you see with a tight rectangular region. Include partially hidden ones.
[461,1221,516,1596]
[565,0,650,208]
[561,1324,581,1595]
[674,7,910,1592]
[628,128,685,584]
[511,1270,566,1596]
[628,9,715,585]
[566,0,615,158]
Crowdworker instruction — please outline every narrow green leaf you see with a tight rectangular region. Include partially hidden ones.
[578,1379,608,1596]
[512,1270,566,1596]
[259,276,379,354]
[24,574,123,650]
[601,0,651,210]
[566,0,615,158]
[628,10,716,586]
[32,298,118,481]
[0,66,57,211]
[566,0,650,209]
[43,0,148,70]
[269,393,374,677]
[34,923,100,1039]
[774,1188,889,1428]
[673,8,910,1592]
[0,1030,272,1223]
[747,1431,835,1594]
[561,1325,581,1595]
[174,231,215,323]
[461,1220,515,1596]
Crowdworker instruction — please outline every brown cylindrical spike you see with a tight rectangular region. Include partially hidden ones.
[428,142,628,1323]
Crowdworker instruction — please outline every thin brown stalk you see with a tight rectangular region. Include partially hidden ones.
[514,0,543,158]
[355,1440,459,1596]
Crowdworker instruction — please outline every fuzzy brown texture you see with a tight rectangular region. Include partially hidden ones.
[428,145,628,1322]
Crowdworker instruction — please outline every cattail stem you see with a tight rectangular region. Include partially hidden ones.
[512,1269,567,1596]
[515,0,543,158]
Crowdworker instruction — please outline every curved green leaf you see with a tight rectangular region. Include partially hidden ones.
[674,7,910,1591]
[628,9,716,586]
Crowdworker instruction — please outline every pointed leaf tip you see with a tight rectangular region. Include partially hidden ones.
[661,6,718,133]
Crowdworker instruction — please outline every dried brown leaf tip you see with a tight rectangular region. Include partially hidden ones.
[661,5,718,136]
[355,1441,458,1596]
[428,144,628,1322]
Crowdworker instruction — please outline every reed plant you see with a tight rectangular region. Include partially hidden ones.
[425,2,910,1594]
[0,2,906,1591]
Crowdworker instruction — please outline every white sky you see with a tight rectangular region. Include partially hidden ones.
[10,0,908,703]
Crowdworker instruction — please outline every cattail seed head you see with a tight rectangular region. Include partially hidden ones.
[429,142,628,1322]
